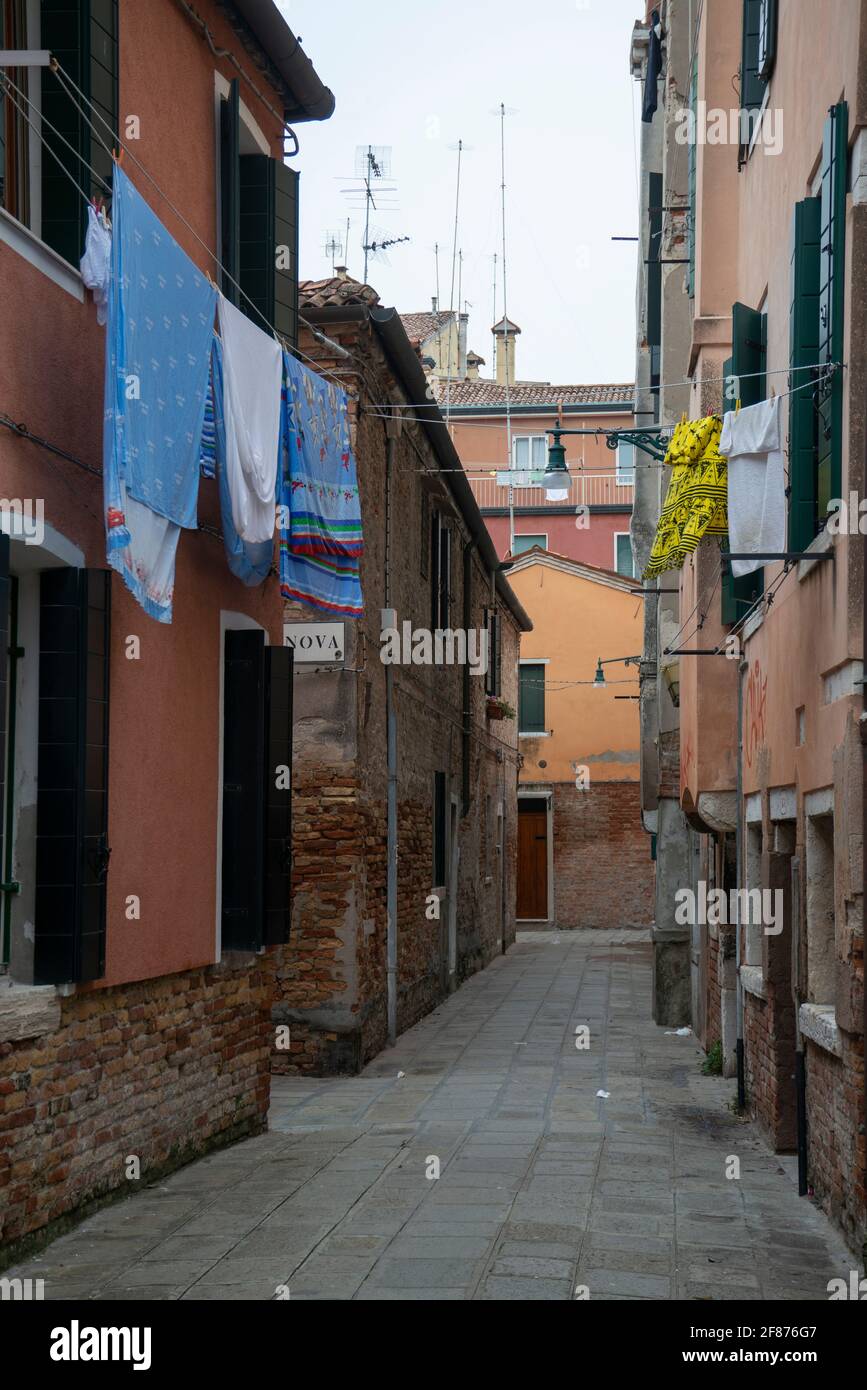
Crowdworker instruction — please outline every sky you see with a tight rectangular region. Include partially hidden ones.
[277,0,643,386]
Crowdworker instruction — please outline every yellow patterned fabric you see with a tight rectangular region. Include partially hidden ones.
[643,415,728,578]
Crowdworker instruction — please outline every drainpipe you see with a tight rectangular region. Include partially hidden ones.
[385,432,398,1045]
[736,655,747,1110]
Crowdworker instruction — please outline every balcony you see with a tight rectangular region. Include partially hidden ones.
[466,471,634,511]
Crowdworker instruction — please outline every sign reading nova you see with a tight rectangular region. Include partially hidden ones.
[283,621,345,664]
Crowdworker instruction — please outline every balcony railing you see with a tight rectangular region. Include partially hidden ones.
[466,472,634,510]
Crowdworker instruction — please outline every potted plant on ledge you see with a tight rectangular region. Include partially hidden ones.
[486,696,515,721]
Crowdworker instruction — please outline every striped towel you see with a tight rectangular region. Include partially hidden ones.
[278,375,363,617]
[282,349,363,557]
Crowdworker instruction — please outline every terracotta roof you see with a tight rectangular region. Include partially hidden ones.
[399,310,455,346]
[506,547,636,591]
[299,276,380,308]
[431,380,635,408]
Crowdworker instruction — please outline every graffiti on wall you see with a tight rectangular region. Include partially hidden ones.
[745,658,768,770]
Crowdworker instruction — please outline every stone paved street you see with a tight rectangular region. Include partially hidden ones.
[9,933,854,1301]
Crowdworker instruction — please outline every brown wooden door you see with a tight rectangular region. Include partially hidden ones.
[517,805,547,919]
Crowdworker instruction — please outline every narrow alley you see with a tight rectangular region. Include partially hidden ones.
[8,932,851,1302]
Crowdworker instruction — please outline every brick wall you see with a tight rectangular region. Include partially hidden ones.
[269,310,521,1074]
[804,1032,866,1252]
[0,957,271,1260]
[551,781,654,928]
[743,987,796,1151]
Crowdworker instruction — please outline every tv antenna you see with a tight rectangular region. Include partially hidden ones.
[363,227,411,270]
[338,145,409,282]
[323,228,344,271]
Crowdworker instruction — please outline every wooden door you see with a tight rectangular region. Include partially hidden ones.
[517,804,548,919]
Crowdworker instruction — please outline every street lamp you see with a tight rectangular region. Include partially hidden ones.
[543,431,571,501]
[593,654,641,689]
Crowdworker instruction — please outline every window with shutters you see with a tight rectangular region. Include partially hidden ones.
[815,102,847,522]
[738,0,776,166]
[685,70,696,294]
[219,80,300,348]
[430,510,451,629]
[484,607,502,698]
[788,196,822,549]
[433,771,446,887]
[720,312,767,625]
[1,1,117,260]
[220,625,293,955]
[519,662,545,735]
[614,533,634,578]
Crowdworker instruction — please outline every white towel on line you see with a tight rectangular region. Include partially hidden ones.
[217,295,283,544]
[720,396,785,577]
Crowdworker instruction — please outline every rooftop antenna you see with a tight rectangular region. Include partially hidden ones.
[434,241,440,309]
[323,228,344,272]
[492,252,498,332]
[363,228,411,270]
[445,140,472,420]
[492,103,518,552]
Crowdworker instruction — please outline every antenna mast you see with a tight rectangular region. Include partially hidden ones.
[499,103,515,555]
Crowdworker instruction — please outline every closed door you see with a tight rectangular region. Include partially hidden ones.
[517,802,548,919]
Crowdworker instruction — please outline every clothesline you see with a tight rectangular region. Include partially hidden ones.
[1,64,355,402]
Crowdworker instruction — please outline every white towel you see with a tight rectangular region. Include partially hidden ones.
[720,396,785,577]
[217,295,283,544]
[80,205,112,325]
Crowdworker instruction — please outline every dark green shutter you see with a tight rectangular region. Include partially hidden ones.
[220,79,241,305]
[789,196,821,550]
[686,71,696,296]
[239,154,299,347]
[721,313,766,623]
[34,567,111,984]
[757,0,777,80]
[816,102,847,519]
[41,0,118,265]
[648,172,662,331]
[221,629,265,951]
[262,645,293,946]
[739,0,765,116]
[519,664,545,733]
[433,772,446,885]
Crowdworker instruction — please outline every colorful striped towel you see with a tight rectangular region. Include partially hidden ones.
[282,349,363,558]
[278,374,363,617]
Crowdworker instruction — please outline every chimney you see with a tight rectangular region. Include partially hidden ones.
[492,316,521,387]
[335,265,349,281]
[431,295,438,311]
[465,350,484,381]
[458,312,468,379]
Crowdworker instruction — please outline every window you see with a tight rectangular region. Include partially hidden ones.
[614,533,634,577]
[519,662,545,734]
[647,170,663,335]
[815,102,847,521]
[686,65,696,294]
[512,533,546,555]
[484,607,502,697]
[219,78,299,347]
[788,197,821,549]
[720,308,766,623]
[433,771,446,886]
[430,510,451,629]
[1,1,118,261]
[739,0,774,163]
[805,811,835,1004]
[512,436,548,470]
[615,442,635,486]
[221,629,293,952]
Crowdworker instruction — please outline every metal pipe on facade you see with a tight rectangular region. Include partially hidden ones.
[385,432,398,1045]
[736,655,747,1110]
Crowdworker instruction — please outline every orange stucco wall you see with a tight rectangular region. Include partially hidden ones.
[507,559,642,784]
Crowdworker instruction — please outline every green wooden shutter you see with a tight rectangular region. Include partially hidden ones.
[34,567,111,984]
[757,0,777,80]
[721,312,767,623]
[789,196,821,550]
[220,79,240,305]
[740,0,765,114]
[262,645,293,946]
[816,101,848,520]
[648,172,663,331]
[40,0,117,265]
[221,628,265,951]
[519,664,545,733]
[239,154,299,347]
[686,70,696,296]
